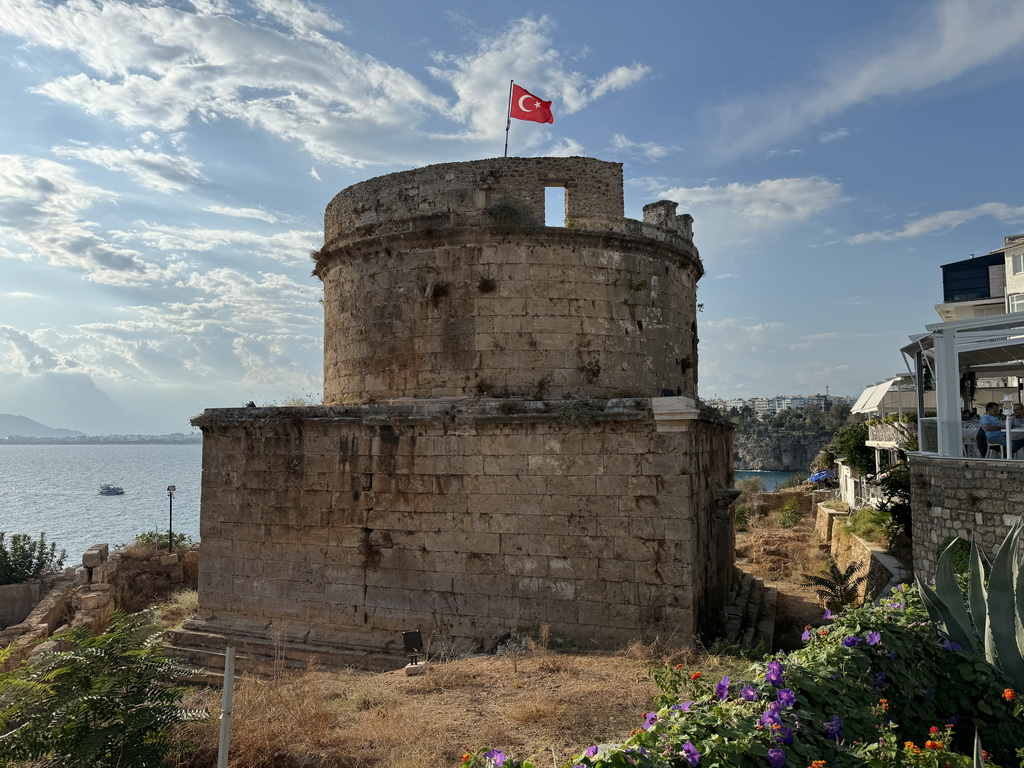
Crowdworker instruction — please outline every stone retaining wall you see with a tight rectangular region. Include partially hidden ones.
[908,453,1024,578]
[815,504,908,602]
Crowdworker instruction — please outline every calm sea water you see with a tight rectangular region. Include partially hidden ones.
[734,469,800,491]
[0,444,202,564]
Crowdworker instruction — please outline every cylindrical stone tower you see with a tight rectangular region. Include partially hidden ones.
[314,156,702,403]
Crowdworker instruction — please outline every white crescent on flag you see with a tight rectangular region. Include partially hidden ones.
[518,94,535,112]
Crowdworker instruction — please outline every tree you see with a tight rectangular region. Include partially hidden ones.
[819,422,874,476]
[0,532,66,586]
[0,611,207,767]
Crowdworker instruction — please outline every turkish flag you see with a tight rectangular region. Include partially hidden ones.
[510,84,554,124]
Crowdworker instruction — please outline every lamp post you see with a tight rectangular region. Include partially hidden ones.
[167,485,176,552]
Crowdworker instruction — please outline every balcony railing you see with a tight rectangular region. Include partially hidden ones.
[866,423,906,447]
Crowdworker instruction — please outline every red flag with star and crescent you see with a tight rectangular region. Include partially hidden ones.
[509,84,554,124]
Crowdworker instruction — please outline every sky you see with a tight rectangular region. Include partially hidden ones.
[2,0,1024,434]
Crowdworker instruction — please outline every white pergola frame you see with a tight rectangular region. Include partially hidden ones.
[900,311,1024,457]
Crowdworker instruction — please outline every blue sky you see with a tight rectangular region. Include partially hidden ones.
[2,0,1023,434]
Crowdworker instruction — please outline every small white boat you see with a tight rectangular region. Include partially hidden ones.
[98,484,125,496]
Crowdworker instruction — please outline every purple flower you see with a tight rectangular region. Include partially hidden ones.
[670,701,694,713]
[715,675,731,701]
[841,635,862,647]
[823,714,843,742]
[822,609,834,620]
[642,712,658,731]
[775,725,794,746]
[873,672,886,690]
[866,631,881,646]
[886,651,898,659]
[680,741,701,767]
[584,746,598,757]
[896,583,905,592]
[940,639,962,653]
[740,683,758,702]
[759,704,783,728]
[776,688,795,707]
[767,746,787,768]
[483,750,507,767]
[800,628,812,642]
[765,660,785,687]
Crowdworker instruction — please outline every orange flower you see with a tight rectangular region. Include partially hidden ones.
[819,629,828,637]
[691,672,702,680]
[809,762,826,768]
[983,750,992,761]
[462,754,471,763]
[1003,688,1016,701]
[675,663,683,669]
[879,698,890,711]
[925,740,944,750]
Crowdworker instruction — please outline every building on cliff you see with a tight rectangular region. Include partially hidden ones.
[178,156,736,670]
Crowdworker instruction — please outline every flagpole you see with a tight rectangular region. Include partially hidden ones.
[504,79,513,158]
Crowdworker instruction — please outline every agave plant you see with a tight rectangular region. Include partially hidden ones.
[916,517,1024,691]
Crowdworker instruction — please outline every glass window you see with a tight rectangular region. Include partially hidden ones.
[1013,253,1024,274]
[1010,293,1024,313]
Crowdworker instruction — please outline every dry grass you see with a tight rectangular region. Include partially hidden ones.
[171,648,665,768]
[155,589,198,628]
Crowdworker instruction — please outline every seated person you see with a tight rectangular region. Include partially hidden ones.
[979,401,1024,455]
[1013,403,1024,429]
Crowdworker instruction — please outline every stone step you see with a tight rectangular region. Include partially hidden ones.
[755,586,777,651]
[724,571,753,644]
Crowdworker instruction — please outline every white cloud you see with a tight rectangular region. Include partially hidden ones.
[0,154,164,284]
[113,222,320,263]
[709,0,1024,157]
[250,0,343,34]
[656,177,845,224]
[309,166,321,181]
[611,133,671,161]
[765,149,803,158]
[0,324,64,373]
[819,128,851,144]
[428,16,650,144]
[3,5,650,166]
[52,144,206,193]
[849,202,1024,243]
[204,205,279,223]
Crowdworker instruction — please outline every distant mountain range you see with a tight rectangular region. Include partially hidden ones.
[0,414,86,439]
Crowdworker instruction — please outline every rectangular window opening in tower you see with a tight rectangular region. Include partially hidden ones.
[545,185,567,227]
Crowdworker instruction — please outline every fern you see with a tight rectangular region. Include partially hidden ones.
[0,610,208,767]
[800,560,867,611]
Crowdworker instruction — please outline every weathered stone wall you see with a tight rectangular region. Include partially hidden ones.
[189,400,733,663]
[315,157,701,404]
[814,504,908,603]
[909,454,1024,578]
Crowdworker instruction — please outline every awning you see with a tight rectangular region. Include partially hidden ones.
[852,378,899,414]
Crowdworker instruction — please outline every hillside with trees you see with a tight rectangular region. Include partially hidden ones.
[726,403,854,471]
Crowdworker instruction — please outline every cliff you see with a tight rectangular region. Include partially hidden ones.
[733,428,830,472]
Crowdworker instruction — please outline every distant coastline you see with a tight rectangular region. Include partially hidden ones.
[0,433,201,445]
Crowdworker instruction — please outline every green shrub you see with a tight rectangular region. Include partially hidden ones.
[778,473,805,490]
[0,610,207,766]
[733,504,749,532]
[848,506,891,544]
[735,476,764,495]
[466,586,1024,767]
[0,532,66,586]
[774,498,800,528]
[121,530,196,555]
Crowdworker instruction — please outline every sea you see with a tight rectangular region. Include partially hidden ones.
[734,469,800,491]
[0,444,202,564]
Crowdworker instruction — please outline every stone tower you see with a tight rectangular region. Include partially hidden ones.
[182,157,734,670]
